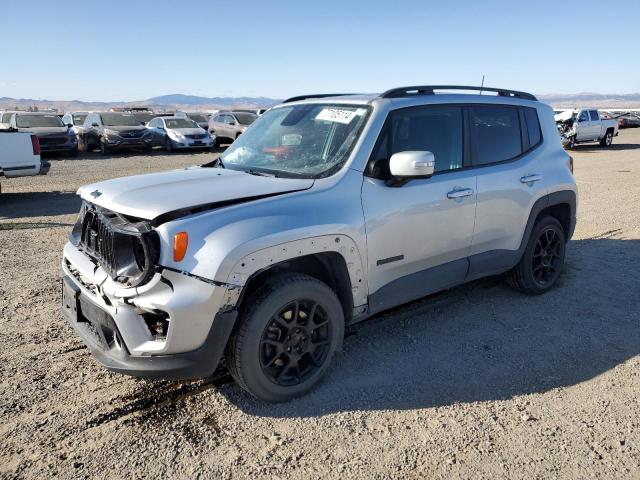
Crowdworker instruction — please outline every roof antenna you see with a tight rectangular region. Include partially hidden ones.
[479,75,485,95]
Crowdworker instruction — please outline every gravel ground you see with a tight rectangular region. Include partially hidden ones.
[1,132,639,479]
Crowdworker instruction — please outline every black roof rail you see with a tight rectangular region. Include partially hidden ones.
[282,93,358,103]
[380,85,537,101]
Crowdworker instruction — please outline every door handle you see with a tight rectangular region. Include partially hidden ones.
[520,174,542,184]
[446,188,474,199]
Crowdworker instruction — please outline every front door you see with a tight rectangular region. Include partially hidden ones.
[361,105,476,313]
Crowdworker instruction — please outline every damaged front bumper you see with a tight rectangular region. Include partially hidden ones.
[61,242,239,379]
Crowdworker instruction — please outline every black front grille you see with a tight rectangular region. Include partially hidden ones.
[72,202,159,287]
[119,130,144,138]
[186,134,206,140]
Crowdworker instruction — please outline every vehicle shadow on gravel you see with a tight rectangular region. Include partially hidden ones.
[0,191,80,219]
[222,238,640,417]
[573,143,640,152]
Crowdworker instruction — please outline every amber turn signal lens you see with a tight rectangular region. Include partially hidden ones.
[173,232,188,262]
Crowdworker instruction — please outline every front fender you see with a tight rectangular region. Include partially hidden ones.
[222,233,367,307]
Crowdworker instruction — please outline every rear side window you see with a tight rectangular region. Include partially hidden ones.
[523,107,541,148]
[470,105,522,165]
[589,110,599,121]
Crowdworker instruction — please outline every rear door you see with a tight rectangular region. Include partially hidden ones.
[361,104,477,312]
[467,104,546,278]
[588,110,602,139]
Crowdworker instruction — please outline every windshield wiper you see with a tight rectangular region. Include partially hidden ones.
[246,169,276,177]
[201,157,225,169]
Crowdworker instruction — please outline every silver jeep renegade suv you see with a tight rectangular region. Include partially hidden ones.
[61,85,577,402]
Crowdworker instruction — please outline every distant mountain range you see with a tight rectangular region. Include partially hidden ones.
[537,93,640,108]
[0,94,282,113]
[1,92,639,112]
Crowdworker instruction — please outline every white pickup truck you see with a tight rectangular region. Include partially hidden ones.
[0,130,49,187]
[555,108,618,149]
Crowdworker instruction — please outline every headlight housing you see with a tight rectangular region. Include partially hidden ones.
[168,130,184,141]
[104,128,120,137]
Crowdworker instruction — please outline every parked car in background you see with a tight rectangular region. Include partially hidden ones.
[617,113,640,128]
[147,116,215,151]
[0,129,48,186]
[61,111,90,142]
[8,112,78,156]
[130,110,156,125]
[0,111,15,129]
[184,112,210,130]
[61,85,576,402]
[555,108,618,149]
[82,112,153,155]
[208,111,257,146]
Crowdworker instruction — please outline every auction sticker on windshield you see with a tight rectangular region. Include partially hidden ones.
[315,108,364,124]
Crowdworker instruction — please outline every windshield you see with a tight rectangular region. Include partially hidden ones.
[165,118,199,129]
[100,113,140,126]
[220,104,370,178]
[72,114,87,125]
[16,114,64,128]
[187,113,207,123]
[233,112,258,125]
[132,112,155,124]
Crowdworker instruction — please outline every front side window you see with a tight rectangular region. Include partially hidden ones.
[390,106,463,173]
[16,114,64,128]
[578,111,589,122]
[233,113,257,125]
[220,103,370,178]
[470,105,522,165]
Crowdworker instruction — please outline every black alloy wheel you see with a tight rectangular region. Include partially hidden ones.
[259,299,332,386]
[531,227,563,286]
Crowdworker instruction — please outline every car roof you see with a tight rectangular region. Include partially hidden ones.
[279,86,541,109]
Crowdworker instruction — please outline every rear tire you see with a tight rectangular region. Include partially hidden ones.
[226,274,344,402]
[507,216,566,294]
[599,130,613,147]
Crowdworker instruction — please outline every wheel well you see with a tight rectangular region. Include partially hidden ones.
[238,252,354,323]
[606,127,614,135]
[537,203,571,239]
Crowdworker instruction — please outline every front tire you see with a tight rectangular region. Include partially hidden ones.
[507,216,566,294]
[226,274,344,402]
[99,139,111,155]
[567,135,576,150]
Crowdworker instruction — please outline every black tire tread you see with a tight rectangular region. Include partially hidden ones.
[226,273,341,399]
[507,216,565,295]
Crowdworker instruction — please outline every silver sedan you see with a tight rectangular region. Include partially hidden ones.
[147,116,215,151]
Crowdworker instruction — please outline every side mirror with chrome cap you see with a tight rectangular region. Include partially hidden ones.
[388,151,435,186]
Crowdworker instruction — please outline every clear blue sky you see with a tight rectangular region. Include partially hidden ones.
[2,0,638,101]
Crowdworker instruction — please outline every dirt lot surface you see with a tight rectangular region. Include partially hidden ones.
[1,132,639,480]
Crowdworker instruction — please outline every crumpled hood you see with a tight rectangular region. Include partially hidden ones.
[78,167,314,222]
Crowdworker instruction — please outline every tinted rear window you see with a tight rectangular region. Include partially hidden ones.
[523,107,541,147]
[470,106,522,165]
[589,110,599,121]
